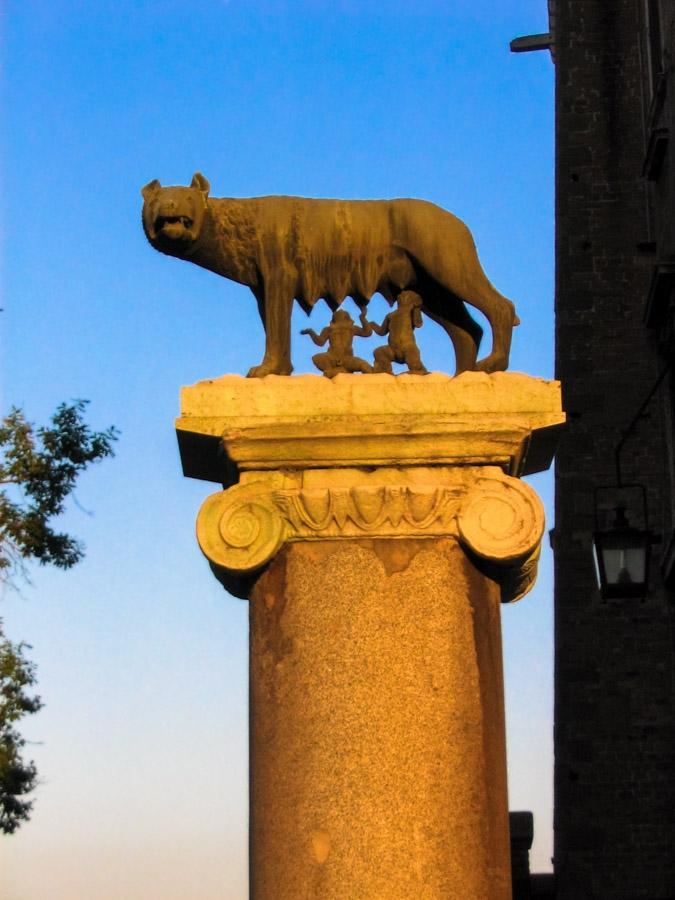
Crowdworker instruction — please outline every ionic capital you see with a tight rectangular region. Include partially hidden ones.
[196,467,544,603]
[178,372,562,602]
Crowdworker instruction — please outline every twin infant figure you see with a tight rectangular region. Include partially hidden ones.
[300,290,428,378]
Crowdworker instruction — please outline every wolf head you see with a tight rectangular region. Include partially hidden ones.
[141,172,210,256]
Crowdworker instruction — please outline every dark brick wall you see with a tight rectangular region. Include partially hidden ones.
[553,1,675,898]
[646,1,675,258]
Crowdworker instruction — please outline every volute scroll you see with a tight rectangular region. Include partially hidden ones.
[457,474,544,564]
[197,482,286,574]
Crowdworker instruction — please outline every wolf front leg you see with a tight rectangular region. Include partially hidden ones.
[247,278,295,377]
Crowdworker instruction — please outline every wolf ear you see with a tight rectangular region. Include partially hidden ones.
[191,172,210,196]
[141,179,161,200]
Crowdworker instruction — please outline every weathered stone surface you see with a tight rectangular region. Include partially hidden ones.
[177,371,565,481]
[249,539,511,900]
[179,372,559,603]
[196,464,544,603]
[176,370,562,897]
[142,175,519,376]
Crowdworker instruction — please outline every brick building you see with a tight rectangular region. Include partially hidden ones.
[515,2,675,897]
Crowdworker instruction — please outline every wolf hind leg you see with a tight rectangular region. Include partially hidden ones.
[422,294,483,375]
[472,288,518,373]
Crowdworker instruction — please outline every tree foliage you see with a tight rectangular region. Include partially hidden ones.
[0,400,117,833]
[0,401,117,575]
[0,633,42,833]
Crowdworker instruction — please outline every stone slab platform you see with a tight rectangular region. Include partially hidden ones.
[176,371,565,484]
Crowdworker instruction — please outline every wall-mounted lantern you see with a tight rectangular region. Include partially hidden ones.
[593,486,651,599]
[590,360,672,599]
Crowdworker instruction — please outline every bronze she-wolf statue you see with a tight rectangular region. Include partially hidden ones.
[141,173,519,377]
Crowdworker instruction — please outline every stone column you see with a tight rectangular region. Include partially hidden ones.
[177,372,564,900]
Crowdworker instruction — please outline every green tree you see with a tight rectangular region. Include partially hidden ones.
[0,400,117,833]
[0,632,41,833]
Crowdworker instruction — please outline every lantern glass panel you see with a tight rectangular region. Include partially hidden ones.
[601,543,646,586]
[592,505,649,596]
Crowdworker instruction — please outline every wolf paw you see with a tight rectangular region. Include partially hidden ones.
[474,352,508,373]
[247,361,293,378]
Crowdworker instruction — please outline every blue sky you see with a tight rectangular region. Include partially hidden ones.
[1,2,554,895]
